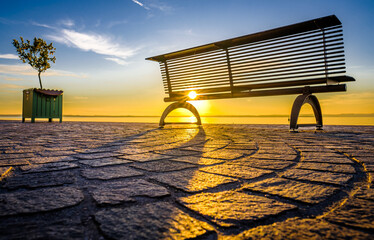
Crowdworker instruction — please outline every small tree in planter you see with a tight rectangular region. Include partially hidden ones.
[13,37,63,123]
[12,37,56,89]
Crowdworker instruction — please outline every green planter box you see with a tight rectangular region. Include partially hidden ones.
[22,88,63,123]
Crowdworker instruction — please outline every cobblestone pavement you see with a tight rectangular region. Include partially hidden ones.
[0,121,373,239]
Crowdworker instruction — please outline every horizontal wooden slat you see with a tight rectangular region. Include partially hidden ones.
[228,34,342,58]
[165,84,347,102]
[229,45,344,67]
[147,15,341,61]
[166,76,354,95]
[229,28,342,53]
[166,70,347,93]
[167,64,345,88]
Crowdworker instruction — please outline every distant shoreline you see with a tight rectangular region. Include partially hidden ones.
[1,114,374,118]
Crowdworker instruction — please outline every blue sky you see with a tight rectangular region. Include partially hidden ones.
[0,0,373,116]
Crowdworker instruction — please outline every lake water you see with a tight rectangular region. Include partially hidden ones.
[1,115,373,125]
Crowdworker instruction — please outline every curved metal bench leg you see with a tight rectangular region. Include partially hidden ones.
[159,101,202,128]
[290,94,323,131]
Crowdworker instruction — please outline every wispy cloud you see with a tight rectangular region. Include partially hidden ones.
[0,64,87,78]
[31,18,137,65]
[31,21,55,29]
[149,1,172,12]
[131,0,172,12]
[47,29,136,64]
[0,64,35,76]
[132,0,150,10]
[0,83,26,89]
[0,54,19,60]
[59,19,75,27]
[104,57,128,66]
[107,20,128,28]
[0,83,27,93]
[2,76,23,81]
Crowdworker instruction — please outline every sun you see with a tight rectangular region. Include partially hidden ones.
[188,91,197,100]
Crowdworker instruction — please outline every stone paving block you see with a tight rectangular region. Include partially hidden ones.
[257,148,297,155]
[119,152,172,162]
[20,162,79,173]
[297,147,336,152]
[0,166,12,179]
[302,152,345,158]
[251,153,298,161]
[0,153,35,160]
[95,202,215,240]
[79,157,132,167]
[44,146,78,151]
[29,156,77,164]
[364,163,374,172]
[148,143,182,151]
[179,190,297,227]
[180,144,218,152]
[355,156,374,164]
[156,148,201,156]
[222,218,371,240]
[324,198,374,230]
[355,187,374,201]
[225,143,257,150]
[74,144,102,152]
[243,178,340,204]
[173,156,225,165]
[75,146,118,154]
[296,162,356,173]
[4,146,44,154]
[202,149,244,159]
[130,159,196,172]
[81,165,143,180]
[200,163,273,180]
[350,152,374,158]
[230,158,294,170]
[282,169,353,185]
[0,158,29,167]
[90,179,169,205]
[205,139,230,145]
[116,146,150,154]
[0,218,85,240]
[151,169,237,192]
[0,187,84,216]
[2,171,76,189]
[39,150,77,157]
[75,152,122,160]
[302,156,353,164]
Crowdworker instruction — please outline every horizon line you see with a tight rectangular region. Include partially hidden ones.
[1,113,374,118]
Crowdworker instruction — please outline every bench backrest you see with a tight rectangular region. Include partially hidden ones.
[147,15,354,102]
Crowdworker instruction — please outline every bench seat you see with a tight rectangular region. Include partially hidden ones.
[146,15,355,130]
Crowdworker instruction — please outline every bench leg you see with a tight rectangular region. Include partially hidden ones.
[290,94,323,131]
[159,101,202,128]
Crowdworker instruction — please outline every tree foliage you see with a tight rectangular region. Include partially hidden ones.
[12,37,56,89]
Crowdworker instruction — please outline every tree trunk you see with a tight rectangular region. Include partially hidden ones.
[38,71,43,89]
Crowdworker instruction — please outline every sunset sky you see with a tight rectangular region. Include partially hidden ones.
[0,0,373,117]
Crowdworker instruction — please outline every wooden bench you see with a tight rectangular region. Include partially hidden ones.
[146,15,355,130]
